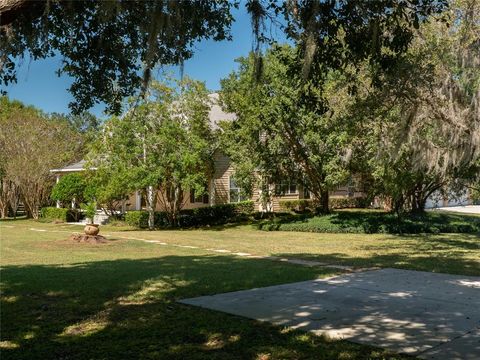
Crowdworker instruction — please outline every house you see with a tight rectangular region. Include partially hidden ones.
[50,93,366,214]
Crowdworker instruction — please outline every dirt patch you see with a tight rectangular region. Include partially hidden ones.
[68,234,108,244]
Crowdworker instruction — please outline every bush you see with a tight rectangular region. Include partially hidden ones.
[51,173,86,203]
[329,197,369,209]
[257,209,480,234]
[279,199,315,212]
[40,207,78,222]
[125,211,149,228]
[279,197,369,213]
[124,201,255,229]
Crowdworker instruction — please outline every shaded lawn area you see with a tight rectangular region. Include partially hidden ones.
[1,221,408,360]
[256,209,480,234]
[101,226,480,277]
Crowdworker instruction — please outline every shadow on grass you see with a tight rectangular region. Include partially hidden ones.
[0,255,405,360]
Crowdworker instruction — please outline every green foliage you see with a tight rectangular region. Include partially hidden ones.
[1,1,446,114]
[124,211,150,229]
[88,78,215,228]
[278,200,315,213]
[220,45,359,212]
[179,201,255,227]
[51,173,86,203]
[330,197,370,210]
[82,170,129,216]
[81,202,97,223]
[0,97,84,219]
[1,2,234,114]
[355,0,480,213]
[279,198,370,213]
[258,210,480,234]
[125,201,255,229]
[40,207,77,222]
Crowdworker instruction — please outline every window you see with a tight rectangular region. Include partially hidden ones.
[190,188,209,204]
[229,177,247,203]
[303,187,311,199]
[275,180,297,195]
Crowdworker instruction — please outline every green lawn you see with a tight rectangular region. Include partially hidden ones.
[1,220,411,360]
[101,223,480,276]
[1,220,479,359]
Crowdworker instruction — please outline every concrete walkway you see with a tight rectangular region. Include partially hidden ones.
[180,268,480,359]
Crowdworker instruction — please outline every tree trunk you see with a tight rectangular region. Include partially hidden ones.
[411,193,427,214]
[147,186,155,230]
[316,190,329,214]
[0,204,7,218]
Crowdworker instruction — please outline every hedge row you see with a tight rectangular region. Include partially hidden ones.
[40,207,78,222]
[258,210,480,234]
[278,197,369,212]
[125,201,255,228]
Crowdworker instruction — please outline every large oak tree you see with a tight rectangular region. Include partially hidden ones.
[1,0,447,114]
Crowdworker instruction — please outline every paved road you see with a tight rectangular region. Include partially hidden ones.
[180,269,480,359]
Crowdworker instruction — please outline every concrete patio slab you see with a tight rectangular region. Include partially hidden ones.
[179,268,480,359]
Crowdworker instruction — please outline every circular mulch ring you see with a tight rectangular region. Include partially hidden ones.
[69,234,108,244]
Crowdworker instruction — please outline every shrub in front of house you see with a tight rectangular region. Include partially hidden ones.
[124,201,255,229]
[257,210,480,234]
[279,197,369,213]
[278,199,315,213]
[329,197,370,209]
[124,210,150,228]
[40,207,78,222]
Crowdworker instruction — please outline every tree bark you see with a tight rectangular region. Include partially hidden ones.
[147,186,155,230]
[0,0,45,26]
[316,190,329,214]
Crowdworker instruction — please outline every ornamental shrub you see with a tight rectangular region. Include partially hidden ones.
[40,207,77,222]
[51,173,86,203]
[125,211,149,228]
[124,201,255,229]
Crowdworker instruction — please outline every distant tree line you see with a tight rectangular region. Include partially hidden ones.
[0,97,94,218]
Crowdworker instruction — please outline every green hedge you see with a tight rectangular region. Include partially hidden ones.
[278,197,369,213]
[124,211,150,228]
[330,197,370,209]
[40,207,78,222]
[125,201,255,229]
[257,210,480,234]
[278,199,315,212]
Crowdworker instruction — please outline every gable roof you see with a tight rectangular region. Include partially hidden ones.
[50,93,235,174]
[50,160,96,174]
[208,93,236,130]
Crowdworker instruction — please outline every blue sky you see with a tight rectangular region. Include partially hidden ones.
[4,5,284,118]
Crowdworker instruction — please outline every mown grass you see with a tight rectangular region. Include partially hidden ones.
[257,209,480,234]
[1,220,411,360]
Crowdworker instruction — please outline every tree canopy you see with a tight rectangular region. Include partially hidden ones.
[88,78,215,228]
[0,96,84,218]
[1,0,447,114]
[220,0,479,213]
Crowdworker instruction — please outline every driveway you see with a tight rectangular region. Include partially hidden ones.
[435,205,480,214]
[180,268,480,359]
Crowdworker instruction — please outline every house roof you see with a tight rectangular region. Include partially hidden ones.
[208,93,236,130]
[50,160,96,174]
[50,93,235,174]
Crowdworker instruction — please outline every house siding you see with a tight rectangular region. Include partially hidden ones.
[212,151,234,205]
